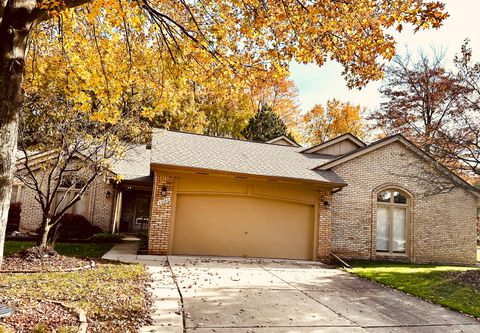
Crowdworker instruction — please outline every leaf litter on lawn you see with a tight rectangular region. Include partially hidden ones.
[0,262,152,332]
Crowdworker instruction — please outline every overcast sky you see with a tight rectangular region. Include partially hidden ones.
[289,0,480,113]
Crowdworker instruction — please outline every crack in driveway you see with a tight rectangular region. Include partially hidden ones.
[166,256,187,333]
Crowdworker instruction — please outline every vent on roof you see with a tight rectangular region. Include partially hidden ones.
[146,143,152,150]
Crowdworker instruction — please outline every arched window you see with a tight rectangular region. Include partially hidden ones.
[376,189,409,254]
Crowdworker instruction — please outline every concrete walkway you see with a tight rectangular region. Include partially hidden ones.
[102,244,480,333]
[102,241,183,332]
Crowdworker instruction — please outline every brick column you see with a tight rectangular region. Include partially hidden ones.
[317,192,332,260]
[148,174,174,255]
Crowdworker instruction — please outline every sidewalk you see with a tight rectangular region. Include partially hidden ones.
[102,241,183,332]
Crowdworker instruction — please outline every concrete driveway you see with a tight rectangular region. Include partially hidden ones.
[139,256,480,333]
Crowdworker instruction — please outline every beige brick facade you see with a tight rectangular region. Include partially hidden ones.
[317,192,333,260]
[330,141,477,265]
[148,174,174,255]
[14,176,115,233]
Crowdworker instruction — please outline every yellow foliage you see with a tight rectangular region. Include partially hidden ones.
[302,99,366,145]
[25,0,447,137]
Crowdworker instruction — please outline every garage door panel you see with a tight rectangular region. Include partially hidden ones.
[173,195,314,260]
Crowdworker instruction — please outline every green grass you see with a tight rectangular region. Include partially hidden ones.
[349,261,480,318]
[4,240,114,258]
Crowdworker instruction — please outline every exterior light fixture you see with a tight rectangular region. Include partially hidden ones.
[323,200,330,209]
[106,191,112,199]
[161,186,167,196]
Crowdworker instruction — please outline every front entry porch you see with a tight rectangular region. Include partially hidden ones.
[113,186,152,233]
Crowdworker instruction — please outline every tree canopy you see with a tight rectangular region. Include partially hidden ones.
[302,99,366,145]
[368,51,467,159]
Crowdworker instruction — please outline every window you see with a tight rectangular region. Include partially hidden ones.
[376,189,408,254]
[10,185,23,203]
[55,189,90,217]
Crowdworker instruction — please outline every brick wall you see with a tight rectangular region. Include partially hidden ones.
[317,192,332,260]
[331,141,477,265]
[15,174,114,233]
[89,177,115,231]
[148,173,174,255]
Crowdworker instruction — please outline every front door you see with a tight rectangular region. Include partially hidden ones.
[133,195,151,232]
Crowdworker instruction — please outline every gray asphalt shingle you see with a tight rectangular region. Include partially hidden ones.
[112,144,152,182]
[150,129,345,185]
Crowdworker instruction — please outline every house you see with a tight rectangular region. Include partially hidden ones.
[12,129,479,264]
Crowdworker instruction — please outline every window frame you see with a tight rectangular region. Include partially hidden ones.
[55,187,91,218]
[375,189,410,256]
[10,185,24,203]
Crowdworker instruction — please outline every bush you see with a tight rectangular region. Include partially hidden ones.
[7,202,21,233]
[50,214,102,240]
[137,231,148,252]
[91,232,124,242]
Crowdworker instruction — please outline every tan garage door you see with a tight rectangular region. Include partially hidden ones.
[173,194,315,260]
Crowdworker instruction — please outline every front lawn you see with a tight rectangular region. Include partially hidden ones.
[0,263,151,331]
[349,261,480,318]
[4,240,114,258]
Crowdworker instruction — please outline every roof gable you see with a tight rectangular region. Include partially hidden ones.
[265,135,300,147]
[301,133,366,155]
[315,134,480,198]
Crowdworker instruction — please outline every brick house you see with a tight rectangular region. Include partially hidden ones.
[12,129,479,264]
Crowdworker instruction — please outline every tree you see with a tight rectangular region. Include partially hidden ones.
[17,64,146,245]
[242,105,290,142]
[368,51,468,162]
[0,0,449,266]
[302,99,365,145]
[434,41,480,180]
[17,109,140,246]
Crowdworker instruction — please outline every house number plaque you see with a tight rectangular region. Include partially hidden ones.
[157,197,171,206]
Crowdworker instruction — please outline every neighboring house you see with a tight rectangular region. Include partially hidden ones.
[11,129,479,264]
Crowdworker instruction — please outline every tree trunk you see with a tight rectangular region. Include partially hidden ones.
[0,1,36,267]
[37,217,51,247]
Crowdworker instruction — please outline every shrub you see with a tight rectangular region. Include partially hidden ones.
[91,232,124,242]
[137,230,148,252]
[6,202,21,233]
[50,214,102,240]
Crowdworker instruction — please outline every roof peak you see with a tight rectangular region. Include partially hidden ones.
[301,133,366,154]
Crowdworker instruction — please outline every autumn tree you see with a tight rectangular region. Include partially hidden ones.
[434,41,480,179]
[368,51,468,161]
[302,99,366,145]
[17,103,143,246]
[0,0,449,266]
[242,105,291,142]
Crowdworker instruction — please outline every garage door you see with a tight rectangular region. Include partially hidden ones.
[172,194,315,260]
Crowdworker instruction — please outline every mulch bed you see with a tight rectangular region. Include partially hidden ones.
[0,299,78,332]
[446,270,480,286]
[0,246,92,273]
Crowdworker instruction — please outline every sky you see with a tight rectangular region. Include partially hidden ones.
[289,0,480,113]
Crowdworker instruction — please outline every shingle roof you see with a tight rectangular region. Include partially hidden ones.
[112,144,152,182]
[150,129,346,185]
